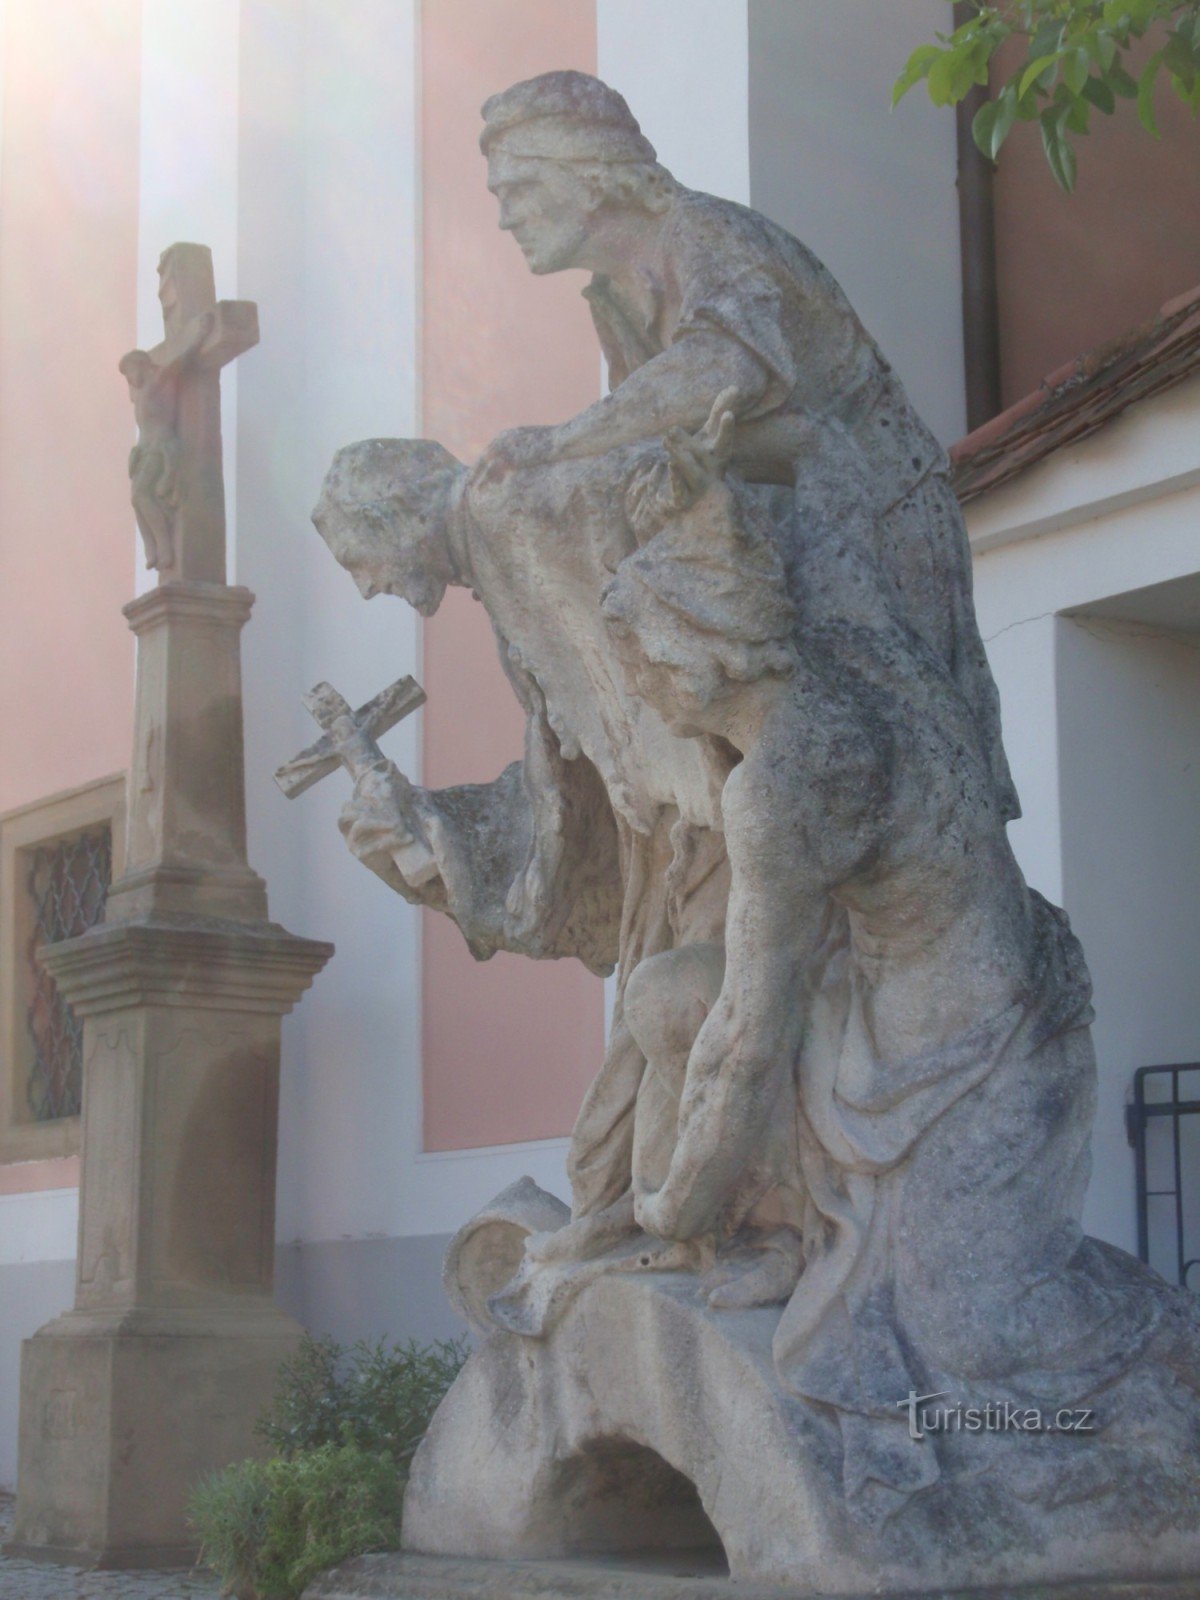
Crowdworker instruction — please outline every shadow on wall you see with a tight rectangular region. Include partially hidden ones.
[0,1259,75,1491]
[273,1233,466,1351]
[1056,596,1200,1260]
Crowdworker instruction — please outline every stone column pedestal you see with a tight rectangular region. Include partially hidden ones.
[107,583,269,924]
[8,647,334,1566]
[7,906,331,1567]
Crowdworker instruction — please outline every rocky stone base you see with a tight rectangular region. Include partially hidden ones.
[303,1551,1200,1600]
[400,1269,1200,1597]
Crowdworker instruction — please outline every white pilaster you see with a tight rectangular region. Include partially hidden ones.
[598,0,750,203]
[233,0,436,1246]
[0,3,7,225]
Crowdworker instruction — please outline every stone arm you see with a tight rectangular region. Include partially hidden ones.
[476,334,769,479]
[339,697,621,976]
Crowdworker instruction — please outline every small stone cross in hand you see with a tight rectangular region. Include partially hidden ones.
[275,675,439,889]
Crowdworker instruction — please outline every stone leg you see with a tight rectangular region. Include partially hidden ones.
[624,943,724,1199]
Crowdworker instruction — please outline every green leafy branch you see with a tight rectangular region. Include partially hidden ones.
[894,0,1200,189]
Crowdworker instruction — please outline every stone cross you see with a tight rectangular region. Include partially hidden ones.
[119,242,258,585]
[276,675,439,886]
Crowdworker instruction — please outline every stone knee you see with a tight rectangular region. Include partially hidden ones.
[624,943,725,1073]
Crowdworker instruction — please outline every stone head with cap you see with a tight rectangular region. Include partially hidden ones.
[481,71,675,275]
[313,438,466,617]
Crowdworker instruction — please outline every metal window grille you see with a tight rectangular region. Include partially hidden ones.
[1126,1063,1200,1290]
[23,826,112,1121]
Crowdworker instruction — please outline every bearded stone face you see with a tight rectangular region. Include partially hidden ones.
[338,533,447,616]
[313,440,462,618]
[486,153,595,275]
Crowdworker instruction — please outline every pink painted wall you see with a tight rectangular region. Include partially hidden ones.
[994,31,1200,408]
[0,1,139,819]
[420,0,605,1151]
[0,1156,78,1196]
[0,2,140,1190]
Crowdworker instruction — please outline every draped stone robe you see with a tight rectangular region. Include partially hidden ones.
[403,447,734,1217]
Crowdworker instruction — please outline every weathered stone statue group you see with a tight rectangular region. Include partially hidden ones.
[309,72,1200,1598]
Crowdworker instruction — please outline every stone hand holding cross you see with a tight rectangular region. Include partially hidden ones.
[119,242,258,584]
[275,675,440,889]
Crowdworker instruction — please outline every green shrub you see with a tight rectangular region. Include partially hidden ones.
[188,1457,272,1599]
[192,1444,401,1600]
[189,1333,466,1599]
[257,1333,467,1474]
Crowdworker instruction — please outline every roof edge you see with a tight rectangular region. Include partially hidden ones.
[951,285,1200,505]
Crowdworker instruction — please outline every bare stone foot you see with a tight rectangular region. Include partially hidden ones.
[525,1193,637,1264]
[704,1229,804,1309]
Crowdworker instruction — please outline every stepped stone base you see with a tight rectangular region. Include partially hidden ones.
[7,1302,302,1569]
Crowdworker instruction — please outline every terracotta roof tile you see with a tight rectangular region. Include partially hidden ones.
[951,285,1200,503]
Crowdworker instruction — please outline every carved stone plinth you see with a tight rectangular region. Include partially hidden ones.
[8,918,331,1567]
[11,1305,301,1569]
[108,583,268,923]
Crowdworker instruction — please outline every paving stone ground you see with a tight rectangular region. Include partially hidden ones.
[0,1496,223,1600]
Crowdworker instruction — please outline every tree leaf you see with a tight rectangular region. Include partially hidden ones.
[972,99,1001,157]
[1061,44,1087,92]
[1163,26,1199,76]
[1091,30,1119,69]
[1109,61,1138,95]
[928,45,973,105]
[972,87,1018,160]
[991,85,1020,153]
[1040,108,1079,189]
[1013,80,1045,118]
[892,43,943,108]
[1082,73,1118,111]
[948,13,985,45]
[1020,51,1062,98]
[1066,90,1092,129]
[969,36,995,86]
[1138,48,1165,133]
[1031,17,1066,57]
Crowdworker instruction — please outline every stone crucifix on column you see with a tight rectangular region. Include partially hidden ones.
[9,243,333,1569]
[119,244,256,581]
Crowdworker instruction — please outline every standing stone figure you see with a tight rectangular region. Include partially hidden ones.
[313,73,1200,1597]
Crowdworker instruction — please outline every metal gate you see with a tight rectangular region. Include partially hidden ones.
[1126,1063,1200,1289]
